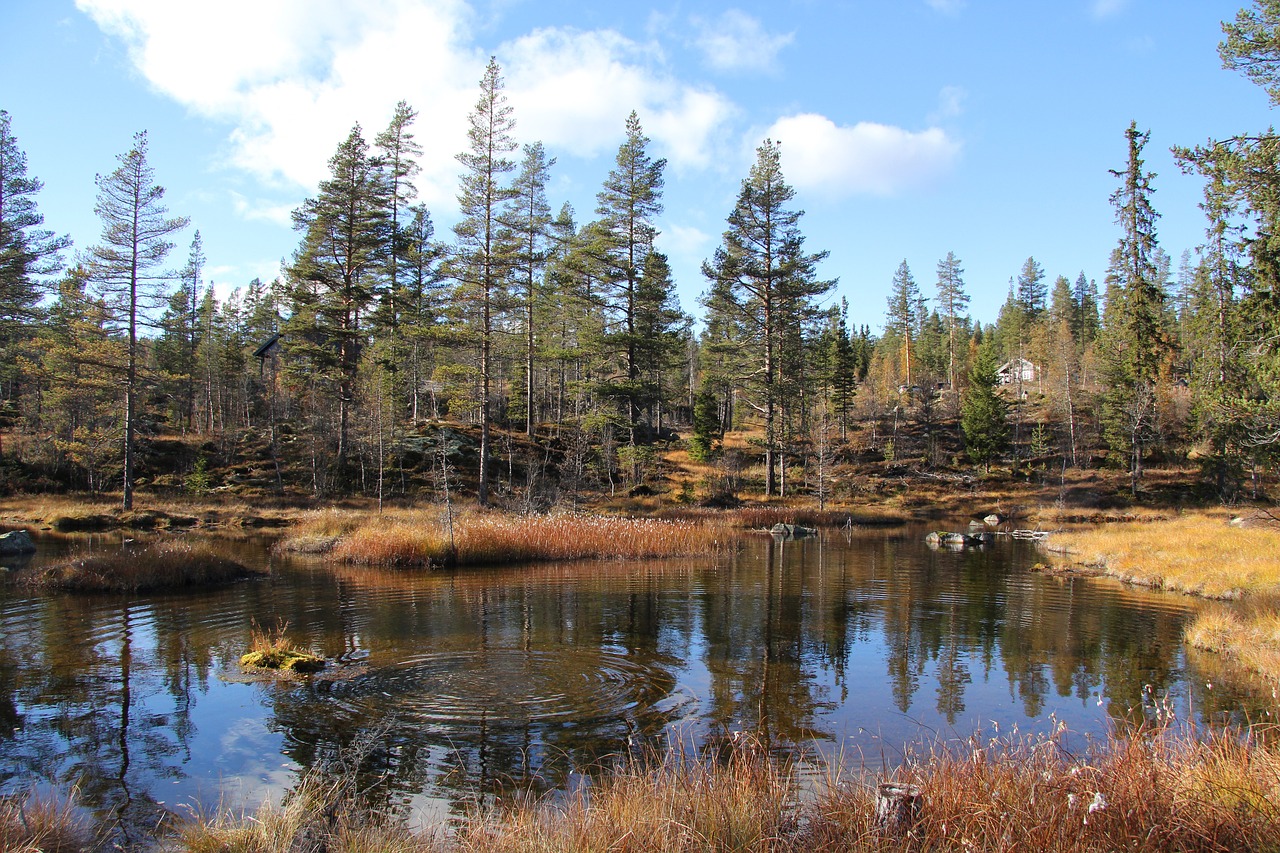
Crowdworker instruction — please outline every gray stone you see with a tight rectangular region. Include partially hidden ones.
[0,530,35,556]
[770,523,817,537]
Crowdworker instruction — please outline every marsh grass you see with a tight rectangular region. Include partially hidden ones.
[0,791,92,853]
[29,539,261,593]
[328,510,733,568]
[1186,593,1280,680]
[1045,513,1280,599]
[657,505,907,529]
[161,724,1280,852]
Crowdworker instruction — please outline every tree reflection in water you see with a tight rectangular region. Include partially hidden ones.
[0,528,1264,838]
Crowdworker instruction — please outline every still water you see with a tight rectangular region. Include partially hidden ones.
[0,526,1259,840]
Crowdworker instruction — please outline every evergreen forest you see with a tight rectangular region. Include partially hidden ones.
[5,7,1280,512]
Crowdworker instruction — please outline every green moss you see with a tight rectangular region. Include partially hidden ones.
[239,649,325,673]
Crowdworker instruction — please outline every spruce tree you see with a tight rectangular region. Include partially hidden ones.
[960,344,1008,472]
[1099,122,1168,495]
[83,131,189,508]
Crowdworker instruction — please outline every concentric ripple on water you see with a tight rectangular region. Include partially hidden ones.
[315,649,679,730]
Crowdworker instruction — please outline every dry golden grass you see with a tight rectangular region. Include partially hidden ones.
[1186,594,1280,680]
[1045,513,1280,599]
[329,509,735,568]
[162,725,1280,852]
[811,724,1280,852]
[0,791,92,853]
[29,539,261,593]
[175,771,421,853]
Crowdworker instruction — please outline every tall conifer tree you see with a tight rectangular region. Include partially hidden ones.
[1099,122,1168,494]
[702,139,833,496]
[83,131,189,508]
[452,57,517,505]
[286,124,389,487]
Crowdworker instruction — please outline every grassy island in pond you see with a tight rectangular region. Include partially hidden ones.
[29,539,261,593]
[279,507,735,568]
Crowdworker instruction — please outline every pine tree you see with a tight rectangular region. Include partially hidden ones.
[934,251,969,392]
[82,131,189,509]
[27,268,123,490]
[452,57,518,505]
[702,139,833,496]
[399,204,444,422]
[155,232,205,431]
[593,111,670,456]
[285,124,389,488]
[505,141,555,435]
[0,111,71,448]
[1016,256,1047,318]
[885,260,921,385]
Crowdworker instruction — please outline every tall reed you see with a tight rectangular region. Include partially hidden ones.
[330,510,733,568]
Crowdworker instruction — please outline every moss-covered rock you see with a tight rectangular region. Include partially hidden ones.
[239,649,325,673]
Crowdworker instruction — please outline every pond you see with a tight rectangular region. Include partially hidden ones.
[0,525,1264,844]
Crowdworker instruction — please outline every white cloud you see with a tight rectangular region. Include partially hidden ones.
[502,27,737,170]
[764,114,961,197]
[75,0,738,210]
[929,85,967,122]
[229,191,295,228]
[77,0,480,205]
[925,0,966,14]
[691,10,793,73]
[659,222,713,257]
[1091,0,1130,18]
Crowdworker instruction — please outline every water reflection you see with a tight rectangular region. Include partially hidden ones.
[0,527,1265,839]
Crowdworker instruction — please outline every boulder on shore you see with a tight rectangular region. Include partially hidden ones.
[0,530,36,556]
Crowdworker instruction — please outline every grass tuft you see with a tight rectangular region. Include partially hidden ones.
[28,539,261,593]
[0,791,92,853]
[239,620,325,673]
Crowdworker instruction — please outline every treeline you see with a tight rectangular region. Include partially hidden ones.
[3,5,1280,507]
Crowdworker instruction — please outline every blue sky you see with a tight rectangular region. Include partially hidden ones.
[0,1,1270,332]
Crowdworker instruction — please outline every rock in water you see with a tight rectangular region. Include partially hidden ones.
[0,530,36,556]
[770,523,817,537]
